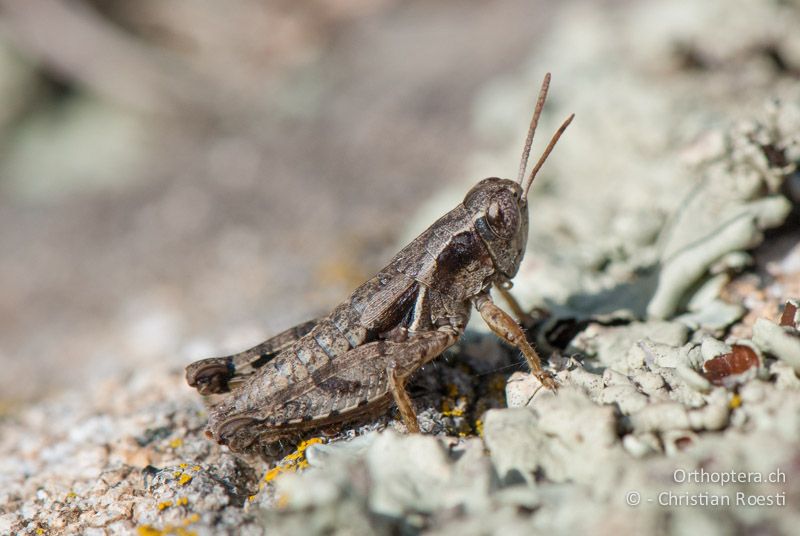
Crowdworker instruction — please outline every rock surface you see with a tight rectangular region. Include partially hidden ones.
[3,0,800,535]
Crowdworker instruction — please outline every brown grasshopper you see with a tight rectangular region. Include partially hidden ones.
[186,73,573,456]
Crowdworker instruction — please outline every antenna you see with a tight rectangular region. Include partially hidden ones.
[522,113,575,198]
[517,73,551,184]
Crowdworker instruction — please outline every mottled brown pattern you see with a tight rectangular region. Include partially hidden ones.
[186,75,572,456]
[186,318,318,395]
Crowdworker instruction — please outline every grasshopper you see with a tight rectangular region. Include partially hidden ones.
[186,73,573,456]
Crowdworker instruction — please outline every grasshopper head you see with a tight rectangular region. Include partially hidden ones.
[464,178,529,278]
[464,73,574,281]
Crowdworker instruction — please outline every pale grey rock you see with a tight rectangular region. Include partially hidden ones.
[686,274,731,311]
[675,364,713,394]
[366,431,455,517]
[655,368,707,407]
[629,370,669,399]
[771,361,800,390]
[701,337,733,362]
[304,432,377,467]
[481,408,544,486]
[622,433,662,458]
[598,384,649,414]
[676,299,746,334]
[628,389,730,434]
[570,321,689,372]
[559,365,604,396]
[648,214,766,319]
[752,318,800,372]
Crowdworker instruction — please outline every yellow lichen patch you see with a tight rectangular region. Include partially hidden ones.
[36,529,45,535]
[137,524,197,536]
[263,466,282,483]
[64,491,77,501]
[176,497,189,507]
[442,406,465,417]
[191,465,201,472]
[169,439,184,449]
[474,419,484,437]
[183,514,200,525]
[441,398,454,414]
[178,473,193,486]
[259,437,324,490]
[441,396,467,417]
[178,463,188,469]
[729,394,742,409]
[283,437,324,461]
[157,500,174,511]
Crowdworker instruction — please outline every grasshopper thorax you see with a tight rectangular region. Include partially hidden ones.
[464,177,529,279]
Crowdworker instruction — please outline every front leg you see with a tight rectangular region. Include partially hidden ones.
[473,291,557,389]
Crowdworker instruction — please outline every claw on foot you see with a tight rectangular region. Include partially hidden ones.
[536,371,558,391]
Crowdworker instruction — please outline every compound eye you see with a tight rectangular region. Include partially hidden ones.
[486,196,519,239]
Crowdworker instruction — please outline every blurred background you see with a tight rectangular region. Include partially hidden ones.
[1,0,797,403]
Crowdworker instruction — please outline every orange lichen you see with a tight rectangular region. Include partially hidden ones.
[178,473,193,486]
[157,500,173,511]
